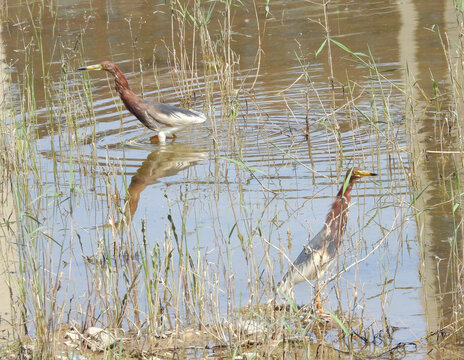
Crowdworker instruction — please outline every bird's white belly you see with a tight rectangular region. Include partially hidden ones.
[293,249,333,285]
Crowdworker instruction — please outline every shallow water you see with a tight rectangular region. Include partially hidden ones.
[1,0,462,357]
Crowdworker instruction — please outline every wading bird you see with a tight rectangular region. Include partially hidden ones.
[277,167,377,310]
[78,61,206,143]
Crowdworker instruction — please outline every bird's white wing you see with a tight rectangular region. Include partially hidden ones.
[143,99,206,127]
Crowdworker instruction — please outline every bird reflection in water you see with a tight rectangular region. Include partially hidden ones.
[123,144,208,223]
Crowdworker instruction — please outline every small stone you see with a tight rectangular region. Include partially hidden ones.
[63,340,79,349]
[65,330,81,342]
[84,327,118,352]
[20,345,34,360]
[237,319,266,336]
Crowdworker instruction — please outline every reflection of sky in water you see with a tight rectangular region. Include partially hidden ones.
[3,0,460,348]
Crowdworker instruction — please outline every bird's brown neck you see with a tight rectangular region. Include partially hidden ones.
[107,65,131,96]
[325,181,354,247]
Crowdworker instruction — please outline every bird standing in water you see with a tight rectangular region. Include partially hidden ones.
[277,167,377,310]
[78,61,206,143]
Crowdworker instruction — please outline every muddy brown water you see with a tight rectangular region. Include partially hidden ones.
[1,0,462,357]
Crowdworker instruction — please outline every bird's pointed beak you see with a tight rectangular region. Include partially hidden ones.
[78,64,103,71]
[353,169,377,177]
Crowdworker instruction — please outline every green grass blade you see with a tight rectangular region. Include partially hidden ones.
[327,310,350,336]
[315,38,327,57]
[218,156,265,174]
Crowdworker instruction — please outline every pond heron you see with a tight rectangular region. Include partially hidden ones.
[277,167,377,310]
[78,61,206,143]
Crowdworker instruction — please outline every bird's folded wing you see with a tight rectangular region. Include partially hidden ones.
[144,100,205,127]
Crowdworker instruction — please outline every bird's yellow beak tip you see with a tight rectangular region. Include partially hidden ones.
[78,64,103,71]
[354,169,377,177]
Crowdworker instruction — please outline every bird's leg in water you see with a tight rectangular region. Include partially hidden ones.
[150,133,176,143]
[149,135,160,143]
[316,293,324,314]
[164,134,177,141]
[314,283,324,314]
